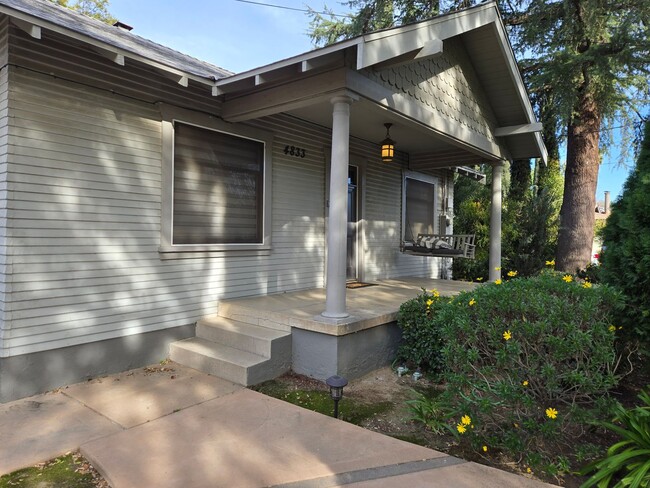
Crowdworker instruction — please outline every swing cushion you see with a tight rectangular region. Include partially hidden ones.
[431,238,452,249]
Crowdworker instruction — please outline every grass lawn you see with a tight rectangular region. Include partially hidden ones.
[0,452,106,488]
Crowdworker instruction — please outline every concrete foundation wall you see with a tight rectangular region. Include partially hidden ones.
[292,323,402,381]
[0,324,194,403]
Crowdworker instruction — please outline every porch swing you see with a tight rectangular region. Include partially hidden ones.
[400,219,476,259]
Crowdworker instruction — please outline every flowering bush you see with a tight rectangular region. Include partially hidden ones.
[400,272,625,473]
[396,288,450,372]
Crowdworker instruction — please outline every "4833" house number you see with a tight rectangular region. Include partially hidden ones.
[284,145,306,158]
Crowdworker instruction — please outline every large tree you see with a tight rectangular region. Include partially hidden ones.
[309,0,649,273]
[50,0,116,24]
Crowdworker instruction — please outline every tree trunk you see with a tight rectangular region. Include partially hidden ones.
[556,90,601,272]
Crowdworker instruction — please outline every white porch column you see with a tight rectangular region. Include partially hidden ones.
[323,95,353,318]
[489,161,504,282]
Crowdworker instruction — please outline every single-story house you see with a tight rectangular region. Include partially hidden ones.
[0,0,546,402]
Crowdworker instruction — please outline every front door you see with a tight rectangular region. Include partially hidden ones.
[347,166,358,281]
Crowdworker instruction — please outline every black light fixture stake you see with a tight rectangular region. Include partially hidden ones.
[326,375,348,419]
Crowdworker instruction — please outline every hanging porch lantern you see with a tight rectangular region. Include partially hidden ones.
[381,123,395,163]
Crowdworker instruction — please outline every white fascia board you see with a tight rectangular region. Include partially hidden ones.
[0,5,216,89]
[494,122,543,137]
[215,39,358,91]
[357,6,496,70]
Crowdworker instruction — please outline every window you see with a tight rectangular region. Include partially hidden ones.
[173,123,263,245]
[160,105,272,254]
[402,172,437,242]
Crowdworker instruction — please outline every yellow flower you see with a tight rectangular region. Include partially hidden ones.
[562,275,573,283]
[482,445,488,452]
[461,415,472,426]
[503,330,512,341]
[507,270,518,277]
[426,299,434,307]
[527,467,532,474]
[545,407,558,419]
[494,279,502,285]
[608,325,616,332]
[522,380,529,386]
[469,298,476,307]
[457,423,467,434]
[430,289,440,298]
[476,277,484,282]
[545,260,555,267]
[494,266,501,271]
[582,281,592,289]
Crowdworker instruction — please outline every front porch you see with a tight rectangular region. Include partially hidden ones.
[170,278,478,384]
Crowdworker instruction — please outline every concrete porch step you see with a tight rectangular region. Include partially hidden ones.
[217,300,293,332]
[170,337,290,386]
[196,315,289,357]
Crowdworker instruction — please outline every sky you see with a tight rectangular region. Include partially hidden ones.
[107,0,635,202]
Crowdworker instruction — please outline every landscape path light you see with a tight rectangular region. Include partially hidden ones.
[325,375,348,419]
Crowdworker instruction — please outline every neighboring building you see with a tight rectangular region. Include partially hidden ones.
[0,0,546,402]
[592,191,611,263]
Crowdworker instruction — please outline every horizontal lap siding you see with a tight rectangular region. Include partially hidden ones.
[348,139,446,282]
[1,23,451,357]
[0,16,9,341]
[2,31,327,357]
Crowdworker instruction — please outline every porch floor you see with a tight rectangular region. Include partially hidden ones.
[218,277,479,337]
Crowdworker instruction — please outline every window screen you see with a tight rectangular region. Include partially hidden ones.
[173,122,264,245]
[404,178,435,241]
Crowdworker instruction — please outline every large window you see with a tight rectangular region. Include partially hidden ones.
[173,123,264,245]
[403,172,437,242]
[159,105,272,254]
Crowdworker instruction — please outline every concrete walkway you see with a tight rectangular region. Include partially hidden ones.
[1,363,555,487]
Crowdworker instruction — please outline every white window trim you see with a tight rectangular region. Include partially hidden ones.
[401,170,440,242]
[159,103,273,254]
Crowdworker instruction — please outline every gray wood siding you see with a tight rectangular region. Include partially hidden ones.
[1,24,453,357]
[0,16,9,339]
[2,66,330,357]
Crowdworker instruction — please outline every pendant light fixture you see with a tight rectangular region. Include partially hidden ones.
[381,123,395,163]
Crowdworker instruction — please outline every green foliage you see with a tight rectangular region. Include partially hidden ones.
[50,0,116,24]
[398,273,625,472]
[396,288,450,372]
[452,161,560,281]
[251,380,393,424]
[0,453,97,488]
[600,121,650,345]
[308,0,440,46]
[580,390,650,488]
[406,390,454,435]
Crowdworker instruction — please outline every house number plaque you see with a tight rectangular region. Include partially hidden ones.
[284,145,306,158]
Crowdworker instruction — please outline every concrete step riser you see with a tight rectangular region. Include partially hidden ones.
[170,341,291,386]
[170,343,248,385]
[217,303,291,332]
[196,323,272,357]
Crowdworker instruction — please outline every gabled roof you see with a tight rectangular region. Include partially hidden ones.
[214,2,546,163]
[0,0,546,163]
[0,0,232,81]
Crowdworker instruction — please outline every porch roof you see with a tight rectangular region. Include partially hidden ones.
[215,2,547,166]
[0,0,546,167]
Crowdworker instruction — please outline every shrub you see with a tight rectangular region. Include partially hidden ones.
[600,121,650,345]
[396,288,450,373]
[580,390,650,487]
[403,272,625,473]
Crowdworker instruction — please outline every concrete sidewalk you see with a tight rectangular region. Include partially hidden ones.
[1,363,555,487]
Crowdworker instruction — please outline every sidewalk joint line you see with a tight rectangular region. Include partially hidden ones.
[267,456,467,488]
